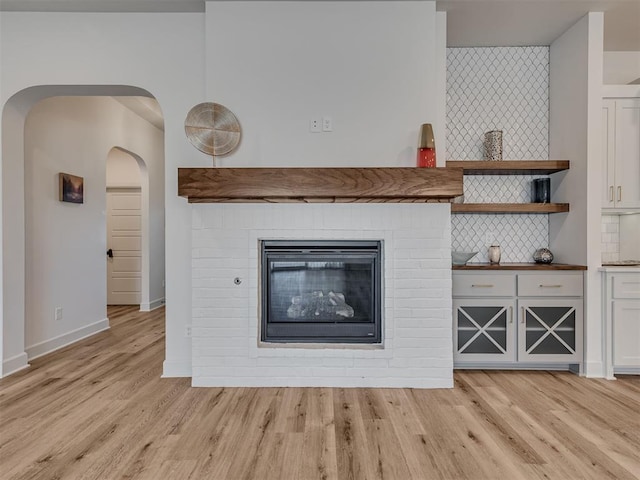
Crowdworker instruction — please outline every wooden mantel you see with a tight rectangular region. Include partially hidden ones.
[178,167,463,203]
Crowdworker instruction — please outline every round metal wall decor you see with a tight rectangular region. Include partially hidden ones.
[184,102,241,157]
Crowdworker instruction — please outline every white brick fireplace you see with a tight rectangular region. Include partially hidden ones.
[190,203,454,388]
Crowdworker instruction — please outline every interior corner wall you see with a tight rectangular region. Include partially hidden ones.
[435,11,447,164]
[1,12,205,377]
[549,12,604,377]
[23,96,164,357]
[1,99,28,375]
[205,1,439,168]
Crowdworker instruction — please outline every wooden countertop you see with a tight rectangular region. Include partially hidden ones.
[453,263,587,271]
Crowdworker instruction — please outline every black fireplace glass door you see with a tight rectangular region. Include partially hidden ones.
[261,241,381,343]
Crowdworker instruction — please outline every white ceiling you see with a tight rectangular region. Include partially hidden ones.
[112,97,164,130]
[439,0,640,50]
[1,0,638,50]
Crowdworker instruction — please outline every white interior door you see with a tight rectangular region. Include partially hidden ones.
[107,189,142,305]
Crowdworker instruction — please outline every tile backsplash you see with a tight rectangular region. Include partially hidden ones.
[446,46,549,161]
[447,46,550,262]
[463,175,549,203]
[452,214,549,264]
[601,215,620,263]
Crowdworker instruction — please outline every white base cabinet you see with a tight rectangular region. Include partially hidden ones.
[453,270,584,370]
[603,270,640,378]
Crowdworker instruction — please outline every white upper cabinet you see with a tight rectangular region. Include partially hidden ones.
[602,98,640,210]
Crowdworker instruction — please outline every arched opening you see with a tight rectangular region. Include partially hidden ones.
[1,86,165,377]
[106,147,146,308]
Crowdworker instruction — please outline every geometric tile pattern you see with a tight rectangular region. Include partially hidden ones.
[464,175,549,203]
[447,46,549,161]
[447,46,550,262]
[452,214,549,264]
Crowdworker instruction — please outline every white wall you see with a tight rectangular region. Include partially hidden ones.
[1,3,443,378]
[23,96,164,359]
[0,12,205,377]
[549,12,604,377]
[603,51,640,84]
[206,1,439,168]
[436,11,448,164]
[107,148,142,188]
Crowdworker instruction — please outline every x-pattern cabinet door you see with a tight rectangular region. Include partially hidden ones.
[517,299,583,363]
[453,299,516,363]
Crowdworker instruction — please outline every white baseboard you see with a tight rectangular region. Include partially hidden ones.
[26,318,110,361]
[162,359,192,378]
[2,352,29,378]
[614,367,640,375]
[140,298,165,312]
[584,361,605,378]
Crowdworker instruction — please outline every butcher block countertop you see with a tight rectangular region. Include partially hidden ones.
[453,263,587,271]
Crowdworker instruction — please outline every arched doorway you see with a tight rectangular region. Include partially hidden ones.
[1,86,165,377]
[106,147,145,307]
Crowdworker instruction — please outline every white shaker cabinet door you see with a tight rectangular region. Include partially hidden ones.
[602,98,640,210]
[602,100,616,208]
[613,300,640,369]
[615,99,640,209]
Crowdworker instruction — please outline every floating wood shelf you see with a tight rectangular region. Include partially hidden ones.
[451,203,570,214]
[178,167,463,203]
[453,263,587,271]
[446,160,570,175]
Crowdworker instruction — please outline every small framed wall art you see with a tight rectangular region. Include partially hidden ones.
[59,172,84,204]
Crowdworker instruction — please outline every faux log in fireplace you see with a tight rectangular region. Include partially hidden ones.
[261,240,382,343]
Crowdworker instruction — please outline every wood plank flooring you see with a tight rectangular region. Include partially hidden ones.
[1,306,638,480]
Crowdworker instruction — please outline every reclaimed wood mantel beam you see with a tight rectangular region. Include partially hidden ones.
[178,167,464,203]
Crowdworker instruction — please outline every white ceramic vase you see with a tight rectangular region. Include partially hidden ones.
[488,245,501,264]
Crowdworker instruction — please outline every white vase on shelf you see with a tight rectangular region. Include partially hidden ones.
[488,245,501,264]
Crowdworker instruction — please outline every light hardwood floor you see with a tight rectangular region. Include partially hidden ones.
[1,306,638,480]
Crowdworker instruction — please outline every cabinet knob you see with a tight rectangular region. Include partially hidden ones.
[609,186,614,202]
[617,186,622,202]
[539,284,562,288]
[471,284,494,288]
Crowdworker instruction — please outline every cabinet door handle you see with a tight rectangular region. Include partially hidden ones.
[539,284,562,288]
[471,284,494,288]
[617,186,622,202]
[509,306,513,324]
[521,306,525,324]
[609,186,614,202]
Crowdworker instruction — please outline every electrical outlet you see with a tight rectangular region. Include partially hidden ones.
[185,325,192,338]
[54,307,63,321]
[322,116,333,132]
[309,118,321,133]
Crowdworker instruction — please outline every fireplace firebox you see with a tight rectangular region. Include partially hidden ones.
[260,240,382,343]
